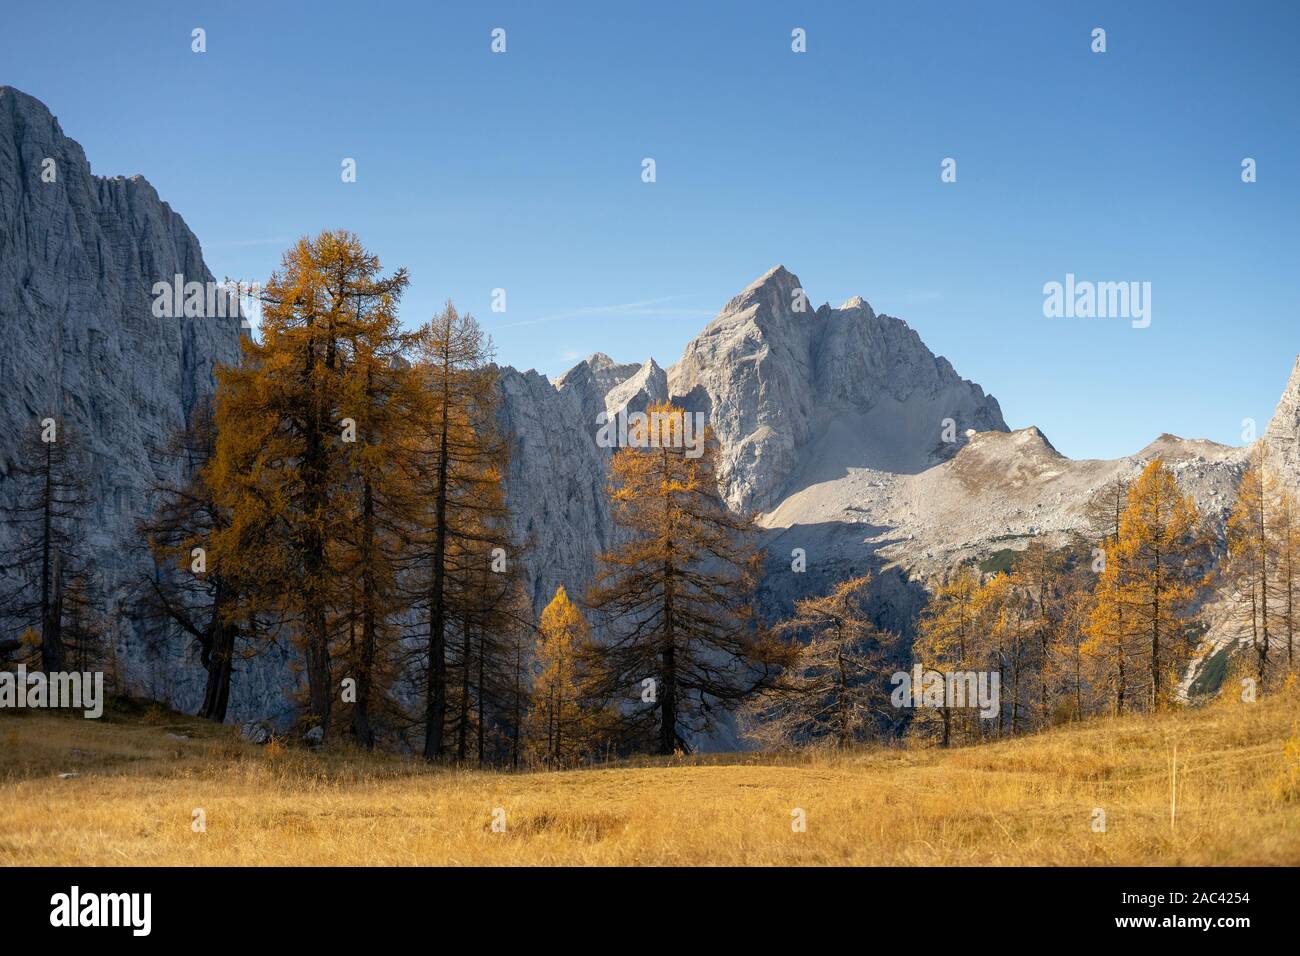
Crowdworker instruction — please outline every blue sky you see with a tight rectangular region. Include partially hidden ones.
[3,0,1297,459]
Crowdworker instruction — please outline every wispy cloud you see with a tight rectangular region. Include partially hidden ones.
[488,294,714,330]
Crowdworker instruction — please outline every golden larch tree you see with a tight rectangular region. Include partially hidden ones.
[739,574,891,749]
[586,402,785,755]
[1112,459,1205,711]
[208,230,409,736]
[911,566,985,746]
[527,585,603,766]
[1225,450,1280,685]
[1273,487,1300,673]
[403,303,508,761]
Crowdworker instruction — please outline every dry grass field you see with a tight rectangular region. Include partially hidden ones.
[2,691,1298,866]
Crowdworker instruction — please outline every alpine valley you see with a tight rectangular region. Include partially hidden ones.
[2,86,1296,731]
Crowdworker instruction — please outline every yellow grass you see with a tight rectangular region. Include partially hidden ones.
[2,692,1298,866]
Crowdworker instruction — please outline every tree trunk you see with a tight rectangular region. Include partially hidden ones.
[305,613,332,734]
[199,589,237,723]
[353,480,377,750]
[659,555,677,756]
[659,639,677,756]
[41,553,65,673]
[457,622,470,761]
[423,354,451,761]
[477,631,485,766]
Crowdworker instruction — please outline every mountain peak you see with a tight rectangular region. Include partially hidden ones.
[753,263,793,283]
[1263,354,1300,484]
[554,352,640,393]
[669,267,1008,511]
[584,351,620,371]
[736,264,803,300]
[958,426,1061,460]
[605,357,668,418]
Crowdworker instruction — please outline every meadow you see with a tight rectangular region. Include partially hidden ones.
[1,691,1297,866]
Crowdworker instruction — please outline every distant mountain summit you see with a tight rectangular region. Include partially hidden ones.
[665,264,1007,512]
[553,352,639,394]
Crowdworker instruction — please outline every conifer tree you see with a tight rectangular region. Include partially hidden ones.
[332,308,425,749]
[1225,451,1279,685]
[739,575,890,749]
[1273,487,1299,673]
[208,231,409,736]
[911,566,984,746]
[586,402,785,755]
[0,417,91,672]
[987,572,1032,735]
[526,585,605,766]
[137,399,243,722]
[1110,460,1205,710]
[402,303,507,760]
[1081,477,1136,715]
[1053,553,1099,722]
[1012,540,1061,725]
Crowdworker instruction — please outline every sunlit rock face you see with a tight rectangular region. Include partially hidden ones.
[1264,356,1300,487]
[0,86,292,721]
[666,265,1008,514]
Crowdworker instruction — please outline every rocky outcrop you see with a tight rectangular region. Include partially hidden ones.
[0,86,290,721]
[496,366,615,608]
[1263,355,1300,486]
[554,352,639,395]
[604,358,667,419]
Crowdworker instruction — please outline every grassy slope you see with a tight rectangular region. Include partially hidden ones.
[1,692,1297,866]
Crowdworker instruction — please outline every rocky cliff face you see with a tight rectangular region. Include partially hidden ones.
[497,355,668,610]
[496,365,616,609]
[554,352,639,395]
[1264,356,1300,486]
[0,87,289,718]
